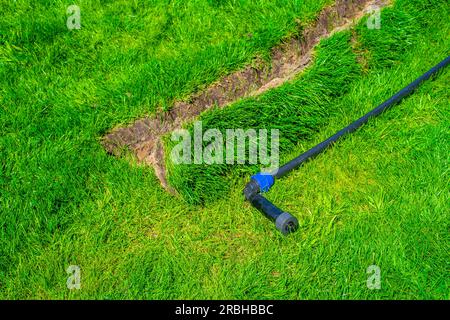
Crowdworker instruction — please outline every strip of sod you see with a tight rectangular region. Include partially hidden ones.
[164,0,449,204]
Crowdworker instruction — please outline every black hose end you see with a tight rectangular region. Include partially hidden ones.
[275,212,299,235]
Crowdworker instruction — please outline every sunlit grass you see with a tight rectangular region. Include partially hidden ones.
[0,0,449,299]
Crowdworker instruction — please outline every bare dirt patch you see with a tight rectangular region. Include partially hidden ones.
[102,0,388,192]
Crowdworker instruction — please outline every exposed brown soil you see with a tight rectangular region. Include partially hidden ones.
[102,0,388,192]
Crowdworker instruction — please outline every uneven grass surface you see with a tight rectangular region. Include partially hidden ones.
[1,0,449,299]
[165,31,362,203]
[165,0,449,205]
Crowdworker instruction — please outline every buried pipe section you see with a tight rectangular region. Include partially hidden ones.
[244,55,450,235]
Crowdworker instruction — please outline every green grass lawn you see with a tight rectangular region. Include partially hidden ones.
[1,0,449,299]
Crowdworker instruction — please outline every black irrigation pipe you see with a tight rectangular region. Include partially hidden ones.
[244,55,450,235]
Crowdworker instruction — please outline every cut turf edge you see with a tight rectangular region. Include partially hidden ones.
[101,0,390,192]
[163,0,448,204]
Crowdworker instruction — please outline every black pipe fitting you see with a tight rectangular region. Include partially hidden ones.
[244,176,299,235]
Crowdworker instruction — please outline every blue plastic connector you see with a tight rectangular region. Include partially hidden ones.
[251,173,275,193]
